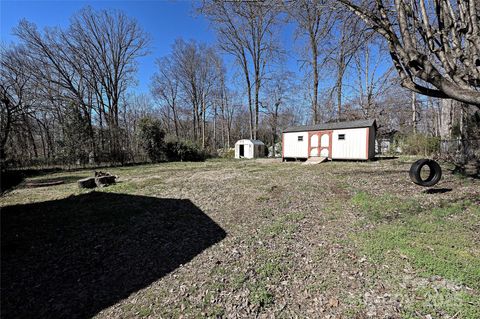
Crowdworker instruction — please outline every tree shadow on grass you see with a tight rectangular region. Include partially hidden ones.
[330,169,406,176]
[372,156,399,161]
[23,175,88,187]
[423,188,453,194]
[1,192,226,319]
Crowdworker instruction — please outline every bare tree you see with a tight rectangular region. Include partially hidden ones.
[261,70,295,156]
[9,7,149,165]
[69,7,149,158]
[353,38,396,119]
[168,39,221,148]
[122,93,156,161]
[152,56,180,139]
[0,45,36,163]
[198,49,221,149]
[336,0,480,107]
[14,17,105,163]
[200,0,280,139]
[13,8,149,162]
[170,39,202,141]
[286,0,333,124]
[330,15,369,120]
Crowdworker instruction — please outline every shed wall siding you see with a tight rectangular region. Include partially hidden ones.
[331,128,368,160]
[369,127,376,159]
[246,144,253,158]
[235,140,265,159]
[283,132,308,158]
[235,141,254,159]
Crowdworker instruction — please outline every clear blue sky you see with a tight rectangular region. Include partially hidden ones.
[1,0,219,94]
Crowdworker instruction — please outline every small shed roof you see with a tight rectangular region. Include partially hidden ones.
[235,139,265,145]
[283,119,376,133]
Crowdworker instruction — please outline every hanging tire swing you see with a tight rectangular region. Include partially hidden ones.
[409,159,442,187]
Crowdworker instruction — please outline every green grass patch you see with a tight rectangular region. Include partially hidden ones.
[231,273,248,289]
[357,201,480,290]
[351,191,421,222]
[430,200,471,218]
[262,212,305,239]
[137,306,152,317]
[402,287,480,318]
[256,195,270,202]
[322,199,344,220]
[248,283,274,308]
[257,260,284,280]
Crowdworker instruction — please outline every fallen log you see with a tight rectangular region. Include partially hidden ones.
[78,177,96,189]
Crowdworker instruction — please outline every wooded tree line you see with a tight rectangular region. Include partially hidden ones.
[1,1,478,168]
[1,7,149,166]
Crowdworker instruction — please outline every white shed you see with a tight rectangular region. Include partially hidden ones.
[235,139,266,159]
[282,119,376,161]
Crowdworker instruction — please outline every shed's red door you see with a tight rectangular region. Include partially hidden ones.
[308,131,332,158]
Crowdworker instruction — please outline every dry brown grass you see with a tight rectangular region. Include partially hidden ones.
[1,158,479,318]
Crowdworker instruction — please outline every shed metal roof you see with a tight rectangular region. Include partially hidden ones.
[235,139,265,145]
[283,119,376,133]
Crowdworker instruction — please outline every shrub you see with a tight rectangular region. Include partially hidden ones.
[218,148,235,159]
[164,140,206,162]
[399,133,440,156]
[137,117,166,163]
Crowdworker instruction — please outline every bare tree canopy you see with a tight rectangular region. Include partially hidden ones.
[10,7,150,162]
[285,0,333,124]
[199,0,281,139]
[0,45,36,160]
[336,0,480,107]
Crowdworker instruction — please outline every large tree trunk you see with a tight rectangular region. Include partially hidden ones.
[440,99,480,176]
[439,99,455,140]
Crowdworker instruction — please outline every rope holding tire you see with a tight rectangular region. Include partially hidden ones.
[409,159,442,187]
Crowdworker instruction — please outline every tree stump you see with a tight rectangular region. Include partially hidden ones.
[95,175,116,187]
[78,177,96,189]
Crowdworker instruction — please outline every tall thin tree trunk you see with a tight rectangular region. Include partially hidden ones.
[213,103,217,150]
[412,92,417,134]
[193,98,198,142]
[337,66,343,122]
[247,81,253,139]
[23,114,38,158]
[254,68,260,140]
[172,104,179,139]
[202,97,206,149]
[311,34,319,124]
[0,108,11,163]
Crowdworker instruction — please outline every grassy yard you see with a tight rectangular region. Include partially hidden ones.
[1,158,479,318]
